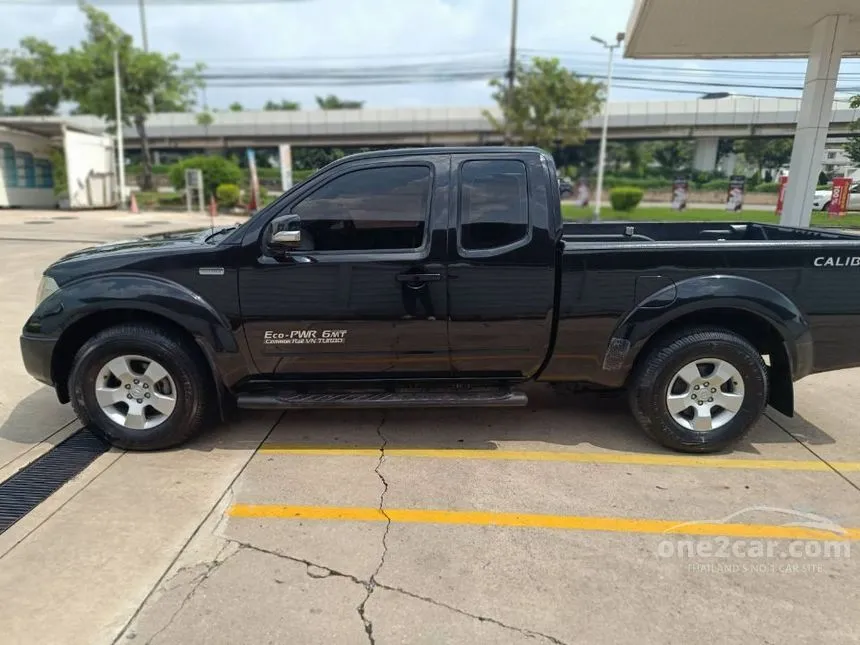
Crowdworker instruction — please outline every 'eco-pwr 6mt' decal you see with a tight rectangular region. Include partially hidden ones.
[263,330,348,345]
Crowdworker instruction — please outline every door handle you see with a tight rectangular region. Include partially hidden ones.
[396,273,442,283]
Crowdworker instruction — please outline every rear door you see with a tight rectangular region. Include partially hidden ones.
[446,153,558,378]
[239,154,451,377]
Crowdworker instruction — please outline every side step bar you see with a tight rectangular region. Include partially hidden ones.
[237,388,529,410]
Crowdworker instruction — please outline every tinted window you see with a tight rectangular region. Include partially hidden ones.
[460,160,528,250]
[292,165,431,252]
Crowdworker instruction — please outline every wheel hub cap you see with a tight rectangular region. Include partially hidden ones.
[665,358,745,432]
[95,355,177,430]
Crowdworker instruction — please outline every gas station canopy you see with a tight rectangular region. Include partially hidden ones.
[624,0,860,228]
[626,0,860,59]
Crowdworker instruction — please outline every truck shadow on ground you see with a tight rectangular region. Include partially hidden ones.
[217,383,837,458]
[0,384,838,459]
[0,387,78,453]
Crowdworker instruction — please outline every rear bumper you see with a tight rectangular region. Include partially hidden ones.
[20,333,57,387]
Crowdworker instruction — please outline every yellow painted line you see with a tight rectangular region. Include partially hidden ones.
[228,504,860,541]
[259,446,860,472]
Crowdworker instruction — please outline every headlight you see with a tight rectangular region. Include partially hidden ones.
[35,276,59,307]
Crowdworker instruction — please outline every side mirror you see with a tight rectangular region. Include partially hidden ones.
[266,214,302,250]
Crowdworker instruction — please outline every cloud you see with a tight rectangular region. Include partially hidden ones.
[1,0,636,109]
[5,0,839,108]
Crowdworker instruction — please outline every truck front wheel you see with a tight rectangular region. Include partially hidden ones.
[628,327,768,453]
[69,323,213,450]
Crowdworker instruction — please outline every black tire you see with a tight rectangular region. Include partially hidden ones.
[627,326,768,454]
[822,201,831,212]
[69,323,213,450]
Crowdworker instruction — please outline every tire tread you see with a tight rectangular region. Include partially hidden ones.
[69,323,212,450]
[628,326,768,453]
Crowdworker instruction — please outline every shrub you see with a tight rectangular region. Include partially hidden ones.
[134,191,159,208]
[609,187,644,212]
[293,168,317,183]
[700,179,731,192]
[158,192,183,206]
[603,176,672,190]
[755,182,781,193]
[216,183,241,207]
[168,155,243,200]
[255,167,281,180]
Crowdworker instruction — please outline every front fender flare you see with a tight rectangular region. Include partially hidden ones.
[26,272,237,354]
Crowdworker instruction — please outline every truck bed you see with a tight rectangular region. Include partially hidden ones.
[547,219,860,389]
[561,221,857,243]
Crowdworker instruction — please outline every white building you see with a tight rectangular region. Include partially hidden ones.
[0,119,117,210]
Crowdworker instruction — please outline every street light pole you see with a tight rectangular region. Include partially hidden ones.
[591,32,624,220]
[504,0,519,145]
[138,0,149,51]
[113,43,127,209]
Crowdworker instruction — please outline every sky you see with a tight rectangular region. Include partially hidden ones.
[1,0,859,112]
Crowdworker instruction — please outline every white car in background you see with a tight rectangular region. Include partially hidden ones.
[812,182,860,211]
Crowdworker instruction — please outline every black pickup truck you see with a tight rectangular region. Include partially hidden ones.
[20,147,860,453]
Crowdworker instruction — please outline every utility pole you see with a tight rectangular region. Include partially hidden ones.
[504,0,519,145]
[591,32,625,220]
[113,42,127,209]
[138,0,149,51]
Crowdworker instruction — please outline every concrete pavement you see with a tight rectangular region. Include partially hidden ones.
[0,209,858,645]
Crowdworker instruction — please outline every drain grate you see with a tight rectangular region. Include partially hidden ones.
[0,430,110,535]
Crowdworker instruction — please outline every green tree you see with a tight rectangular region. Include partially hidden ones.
[228,101,243,112]
[264,99,300,111]
[292,147,346,170]
[717,138,735,165]
[648,141,693,175]
[315,94,364,109]
[168,154,242,200]
[736,138,793,177]
[196,111,214,126]
[738,138,769,177]
[623,142,650,177]
[2,39,65,115]
[846,95,860,165]
[607,142,626,173]
[762,138,793,170]
[7,2,204,190]
[485,56,602,149]
[845,137,860,166]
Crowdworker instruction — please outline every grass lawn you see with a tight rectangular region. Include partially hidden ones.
[561,204,860,228]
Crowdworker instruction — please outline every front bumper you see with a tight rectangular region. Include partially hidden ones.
[20,333,57,387]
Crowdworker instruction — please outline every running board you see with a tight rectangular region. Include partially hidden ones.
[237,388,528,410]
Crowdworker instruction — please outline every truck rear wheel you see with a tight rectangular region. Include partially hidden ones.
[69,323,213,450]
[628,327,768,453]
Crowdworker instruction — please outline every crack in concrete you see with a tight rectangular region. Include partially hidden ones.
[135,410,566,645]
[143,541,238,645]
[372,582,570,645]
[356,414,391,645]
[223,538,568,645]
[228,539,366,586]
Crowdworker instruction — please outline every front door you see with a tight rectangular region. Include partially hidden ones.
[240,156,450,377]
